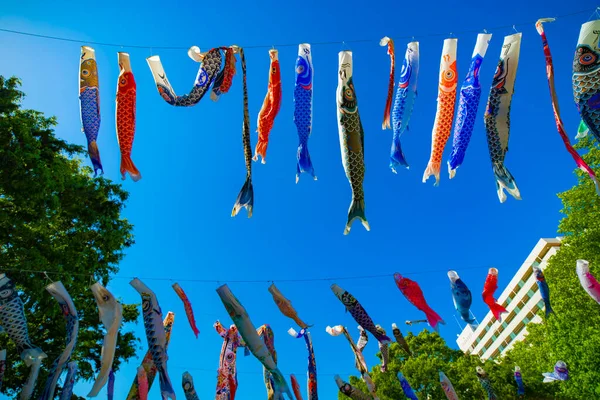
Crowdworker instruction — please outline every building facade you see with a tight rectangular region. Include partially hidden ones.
[456,238,561,360]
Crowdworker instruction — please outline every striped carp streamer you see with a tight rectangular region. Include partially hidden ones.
[576,259,600,305]
[116,52,141,182]
[130,278,176,400]
[574,20,600,143]
[216,284,294,399]
[484,33,522,202]
[40,282,79,400]
[172,283,200,338]
[59,362,77,400]
[423,38,458,186]
[380,36,395,130]
[288,328,318,400]
[126,312,175,400]
[147,46,223,107]
[536,18,599,194]
[79,46,103,176]
[215,321,243,400]
[294,43,317,182]
[254,49,282,163]
[477,367,498,399]
[232,47,255,218]
[0,274,46,400]
[391,323,412,356]
[390,41,419,172]
[88,283,123,397]
[211,46,237,101]
[448,33,492,178]
[375,325,389,372]
[337,51,370,235]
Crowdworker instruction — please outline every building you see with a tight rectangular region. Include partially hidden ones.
[456,238,561,360]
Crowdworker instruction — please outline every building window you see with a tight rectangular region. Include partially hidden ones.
[502,322,508,329]
[518,280,525,288]
[528,289,535,297]
[510,332,517,339]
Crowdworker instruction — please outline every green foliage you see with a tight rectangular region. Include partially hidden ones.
[339,137,600,400]
[0,76,140,398]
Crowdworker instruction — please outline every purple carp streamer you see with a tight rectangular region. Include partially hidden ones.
[514,366,525,396]
[269,283,311,329]
[476,367,498,400]
[172,283,200,338]
[331,284,391,344]
[288,328,318,400]
[335,375,371,400]
[216,284,293,399]
[79,46,103,176]
[0,274,46,400]
[147,46,223,107]
[484,33,522,203]
[59,362,77,400]
[130,278,176,400]
[397,372,419,400]
[40,282,79,400]
[108,370,115,400]
[89,283,123,397]
[448,33,492,178]
[390,41,419,171]
[215,321,243,399]
[535,18,599,194]
[380,37,395,130]
[439,371,459,400]
[127,312,175,400]
[543,361,569,382]
[294,43,317,182]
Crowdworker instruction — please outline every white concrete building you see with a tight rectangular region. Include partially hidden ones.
[456,238,561,360]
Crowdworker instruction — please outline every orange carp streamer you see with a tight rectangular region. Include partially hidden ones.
[380,37,395,130]
[423,38,458,186]
[254,49,282,163]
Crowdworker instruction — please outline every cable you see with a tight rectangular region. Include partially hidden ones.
[0,264,496,284]
[0,7,596,51]
[170,365,356,376]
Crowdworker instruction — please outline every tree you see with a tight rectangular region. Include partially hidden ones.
[495,134,600,400]
[339,330,548,400]
[0,76,140,398]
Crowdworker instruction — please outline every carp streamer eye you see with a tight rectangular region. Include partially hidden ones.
[580,52,597,66]
[444,70,455,81]
[82,69,90,76]
[120,77,127,86]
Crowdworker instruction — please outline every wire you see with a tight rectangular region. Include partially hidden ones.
[0,7,595,51]
[170,365,355,376]
[0,264,495,284]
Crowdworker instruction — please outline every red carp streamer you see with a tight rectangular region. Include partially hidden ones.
[172,283,200,338]
[380,37,395,130]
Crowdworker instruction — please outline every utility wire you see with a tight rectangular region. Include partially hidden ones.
[0,7,596,50]
[0,264,499,284]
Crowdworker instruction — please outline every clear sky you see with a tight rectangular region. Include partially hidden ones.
[1,0,598,398]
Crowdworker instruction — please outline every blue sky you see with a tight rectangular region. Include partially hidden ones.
[1,0,597,398]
